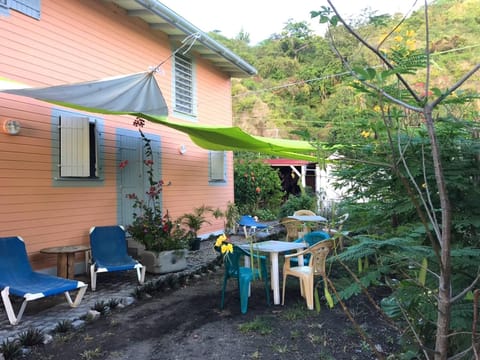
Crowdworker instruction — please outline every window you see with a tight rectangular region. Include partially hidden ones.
[3,0,41,19]
[209,151,226,183]
[0,0,10,16]
[0,0,10,9]
[174,53,195,116]
[59,116,98,178]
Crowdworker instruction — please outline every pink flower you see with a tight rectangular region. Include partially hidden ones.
[133,117,145,128]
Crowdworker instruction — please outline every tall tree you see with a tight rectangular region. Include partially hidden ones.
[315,1,480,358]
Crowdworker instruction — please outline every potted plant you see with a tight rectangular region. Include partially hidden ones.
[123,128,188,274]
[211,202,240,235]
[179,205,213,250]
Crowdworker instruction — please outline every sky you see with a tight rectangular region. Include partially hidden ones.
[160,0,426,44]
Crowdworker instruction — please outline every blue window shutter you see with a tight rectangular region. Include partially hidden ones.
[10,0,40,20]
[209,151,226,182]
[60,116,90,177]
[0,0,11,9]
[0,0,11,16]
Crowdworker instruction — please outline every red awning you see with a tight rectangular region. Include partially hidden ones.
[264,159,314,166]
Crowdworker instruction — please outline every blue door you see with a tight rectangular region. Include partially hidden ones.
[116,130,162,227]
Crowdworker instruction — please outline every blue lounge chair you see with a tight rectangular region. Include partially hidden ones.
[220,245,270,314]
[0,236,88,325]
[89,225,146,291]
[238,215,269,238]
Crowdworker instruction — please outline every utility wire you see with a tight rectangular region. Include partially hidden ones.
[232,44,480,98]
[150,32,200,73]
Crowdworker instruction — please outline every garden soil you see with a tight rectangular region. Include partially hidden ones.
[23,265,400,360]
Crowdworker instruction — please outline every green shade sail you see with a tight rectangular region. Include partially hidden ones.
[1,72,318,161]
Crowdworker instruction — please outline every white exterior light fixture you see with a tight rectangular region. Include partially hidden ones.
[3,119,21,135]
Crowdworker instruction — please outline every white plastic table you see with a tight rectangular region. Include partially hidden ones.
[287,214,327,222]
[239,240,306,305]
[287,215,328,233]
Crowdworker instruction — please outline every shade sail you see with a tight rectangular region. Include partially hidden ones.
[139,114,318,161]
[3,72,168,117]
[1,73,318,161]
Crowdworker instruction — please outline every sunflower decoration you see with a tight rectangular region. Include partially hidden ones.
[215,234,233,255]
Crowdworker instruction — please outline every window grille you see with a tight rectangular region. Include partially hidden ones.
[174,53,194,114]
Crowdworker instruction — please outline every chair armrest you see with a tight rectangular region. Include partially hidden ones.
[284,247,309,259]
[238,246,267,260]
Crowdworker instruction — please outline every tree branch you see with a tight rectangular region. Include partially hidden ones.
[327,0,422,103]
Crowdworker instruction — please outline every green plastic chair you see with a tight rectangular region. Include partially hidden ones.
[220,245,270,314]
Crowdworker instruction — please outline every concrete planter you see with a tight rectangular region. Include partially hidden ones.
[139,249,188,274]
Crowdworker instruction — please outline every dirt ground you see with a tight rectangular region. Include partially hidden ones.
[21,264,400,360]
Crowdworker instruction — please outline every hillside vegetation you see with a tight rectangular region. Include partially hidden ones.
[210,0,479,140]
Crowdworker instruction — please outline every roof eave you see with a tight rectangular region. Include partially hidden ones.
[132,0,257,78]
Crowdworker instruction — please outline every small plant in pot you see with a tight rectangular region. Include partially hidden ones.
[180,205,213,250]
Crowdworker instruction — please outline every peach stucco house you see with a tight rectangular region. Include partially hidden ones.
[0,0,256,273]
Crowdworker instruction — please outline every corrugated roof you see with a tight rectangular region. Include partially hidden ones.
[107,0,257,78]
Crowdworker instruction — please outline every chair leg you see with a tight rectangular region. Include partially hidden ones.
[282,273,287,305]
[1,287,28,325]
[64,284,88,307]
[220,276,228,309]
[239,277,251,314]
[90,264,97,291]
[304,277,314,310]
[136,264,146,285]
[299,278,305,298]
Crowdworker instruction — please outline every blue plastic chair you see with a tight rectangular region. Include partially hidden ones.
[89,225,146,291]
[220,245,270,314]
[238,215,269,238]
[290,231,331,266]
[0,236,88,325]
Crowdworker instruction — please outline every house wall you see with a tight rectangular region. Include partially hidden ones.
[0,0,233,270]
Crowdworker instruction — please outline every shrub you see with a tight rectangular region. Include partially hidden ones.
[278,192,316,218]
[234,153,283,215]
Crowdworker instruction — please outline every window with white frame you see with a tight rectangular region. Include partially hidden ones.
[209,151,226,183]
[174,53,195,115]
[59,116,99,178]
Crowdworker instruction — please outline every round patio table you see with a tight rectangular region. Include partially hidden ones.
[40,245,90,279]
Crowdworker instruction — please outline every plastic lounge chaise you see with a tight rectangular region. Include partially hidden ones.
[89,225,146,291]
[238,215,269,238]
[0,236,88,325]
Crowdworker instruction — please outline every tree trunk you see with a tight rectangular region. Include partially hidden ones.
[424,107,452,360]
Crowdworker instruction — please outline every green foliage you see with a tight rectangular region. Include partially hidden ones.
[215,1,480,357]
[233,153,283,216]
[238,316,273,335]
[91,300,109,315]
[179,205,213,238]
[253,208,277,221]
[106,298,121,309]
[54,320,74,334]
[17,327,44,347]
[0,339,22,360]
[278,192,316,219]
[125,129,188,253]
